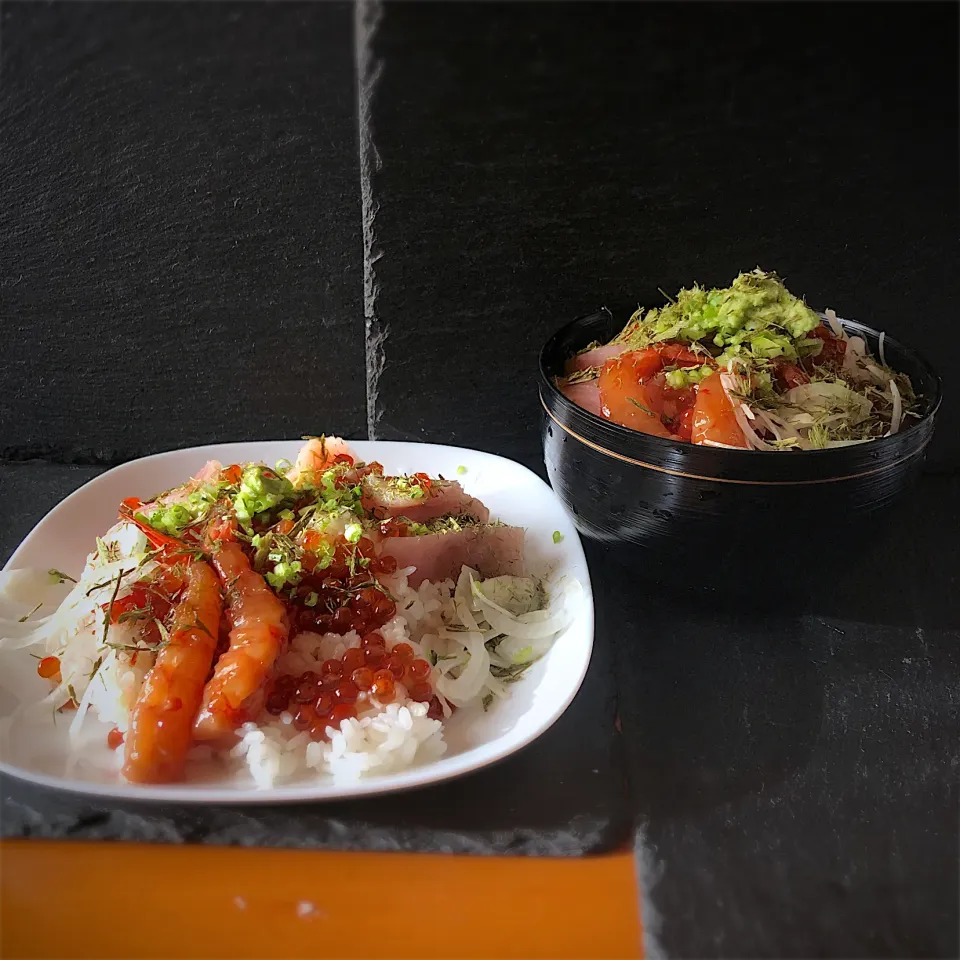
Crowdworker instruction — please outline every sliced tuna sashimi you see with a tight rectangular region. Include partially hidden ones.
[565,343,627,374]
[379,523,524,587]
[557,378,603,417]
[363,475,490,524]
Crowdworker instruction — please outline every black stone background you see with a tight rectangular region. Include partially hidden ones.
[370,5,958,956]
[2,2,958,957]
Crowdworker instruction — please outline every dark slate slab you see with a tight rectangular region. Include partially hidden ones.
[0,1,366,463]
[368,2,959,472]
[607,476,960,958]
[0,462,629,855]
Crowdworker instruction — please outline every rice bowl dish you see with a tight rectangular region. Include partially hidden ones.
[0,439,585,794]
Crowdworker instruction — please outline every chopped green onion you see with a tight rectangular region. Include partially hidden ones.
[265,559,303,591]
[456,465,467,475]
[552,530,563,544]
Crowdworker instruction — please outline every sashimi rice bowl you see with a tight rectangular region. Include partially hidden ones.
[0,439,582,789]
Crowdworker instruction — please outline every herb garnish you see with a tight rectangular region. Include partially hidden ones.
[627,397,655,417]
[17,602,43,623]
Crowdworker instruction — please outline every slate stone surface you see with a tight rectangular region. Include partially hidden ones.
[368,2,959,472]
[0,462,629,855]
[4,0,959,950]
[607,476,960,958]
[0,1,366,462]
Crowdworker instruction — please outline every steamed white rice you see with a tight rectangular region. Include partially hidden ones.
[206,566,457,788]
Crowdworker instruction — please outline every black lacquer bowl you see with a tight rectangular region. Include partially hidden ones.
[539,309,941,593]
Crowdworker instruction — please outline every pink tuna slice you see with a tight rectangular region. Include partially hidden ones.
[565,343,626,374]
[363,475,490,524]
[193,460,223,484]
[557,378,603,418]
[379,524,524,587]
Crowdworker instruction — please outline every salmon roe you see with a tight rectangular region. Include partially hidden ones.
[406,658,431,682]
[106,728,125,750]
[392,642,414,663]
[264,638,438,740]
[37,656,61,680]
[288,532,399,636]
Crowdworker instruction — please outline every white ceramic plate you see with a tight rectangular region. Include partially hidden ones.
[0,440,593,803]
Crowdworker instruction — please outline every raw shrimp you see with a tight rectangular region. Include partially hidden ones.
[121,560,223,784]
[193,542,289,743]
[286,436,357,487]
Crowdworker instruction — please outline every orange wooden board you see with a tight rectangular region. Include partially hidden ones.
[0,840,642,959]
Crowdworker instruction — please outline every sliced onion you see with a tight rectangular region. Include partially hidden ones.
[0,568,73,609]
[486,648,513,669]
[887,379,902,436]
[435,629,489,706]
[879,331,887,368]
[717,373,774,450]
[482,673,510,700]
[753,409,786,443]
[846,335,867,357]
[783,382,873,425]
[0,624,51,649]
[824,308,846,340]
[69,651,114,746]
[472,578,581,642]
[454,566,482,633]
[496,633,554,663]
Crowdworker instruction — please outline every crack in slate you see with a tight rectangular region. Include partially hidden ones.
[635,828,668,960]
[355,0,386,441]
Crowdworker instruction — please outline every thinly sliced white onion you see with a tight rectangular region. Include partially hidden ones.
[482,673,510,700]
[454,566,482,633]
[0,626,51,650]
[824,308,846,340]
[435,629,489,706]
[717,373,772,450]
[753,409,781,440]
[472,578,581,642]
[0,569,73,610]
[68,649,115,745]
[434,650,467,675]
[486,648,513,669]
[783,382,873,425]
[887,379,903,436]
[496,633,555,663]
[841,342,872,383]
[846,335,867,357]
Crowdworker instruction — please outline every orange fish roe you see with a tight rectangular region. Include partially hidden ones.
[36,656,61,680]
[263,641,439,740]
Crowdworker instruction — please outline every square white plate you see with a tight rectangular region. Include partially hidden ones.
[0,440,593,803]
